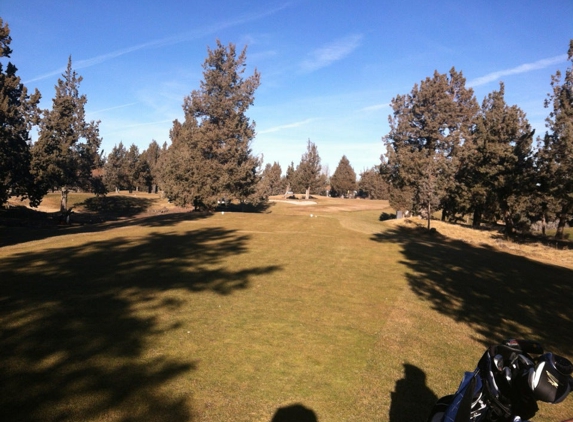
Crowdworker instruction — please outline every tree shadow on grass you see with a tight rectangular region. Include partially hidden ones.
[80,195,155,217]
[371,225,573,355]
[0,226,281,421]
[0,208,211,248]
[1,197,277,248]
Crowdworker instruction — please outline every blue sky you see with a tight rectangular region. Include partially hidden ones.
[3,0,572,175]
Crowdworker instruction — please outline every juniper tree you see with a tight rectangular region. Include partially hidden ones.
[257,161,283,198]
[384,68,478,229]
[124,143,142,192]
[0,18,41,206]
[103,142,128,192]
[535,40,573,239]
[358,167,388,199]
[31,57,102,212]
[380,153,413,214]
[296,139,322,200]
[159,40,261,209]
[457,83,534,231]
[139,140,162,193]
[330,155,356,197]
[283,161,297,197]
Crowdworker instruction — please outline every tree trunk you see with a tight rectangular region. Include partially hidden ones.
[472,208,482,228]
[305,187,310,200]
[504,210,514,235]
[556,212,567,239]
[427,203,431,230]
[60,188,69,212]
[283,183,290,199]
[541,214,546,237]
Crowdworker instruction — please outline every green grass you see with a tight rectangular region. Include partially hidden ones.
[1,194,572,421]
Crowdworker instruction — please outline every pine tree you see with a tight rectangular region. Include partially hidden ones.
[257,162,283,198]
[159,40,261,209]
[330,155,356,197]
[31,57,102,212]
[103,142,128,192]
[139,140,162,193]
[380,154,410,214]
[124,143,141,193]
[0,18,42,206]
[536,40,573,239]
[358,167,388,199]
[458,83,534,231]
[296,139,322,200]
[384,68,478,229]
[283,161,297,197]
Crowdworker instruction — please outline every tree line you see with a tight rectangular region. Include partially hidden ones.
[2,15,571,238]
[383,40,573,239]
[0,18,386,215]
[103,137,387,203]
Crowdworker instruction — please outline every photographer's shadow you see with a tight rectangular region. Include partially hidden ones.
[390,363,437,422]
[271,403,318,422]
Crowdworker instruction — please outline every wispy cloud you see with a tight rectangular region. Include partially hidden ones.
[105,119,175,135]
[88,102,139,116]
[25,2,291,83]
[358,103,389,113]
[300,34,363,73]
[469,54,567,87]
[258,118,317,134]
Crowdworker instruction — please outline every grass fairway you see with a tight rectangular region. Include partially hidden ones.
[1,194,572,421]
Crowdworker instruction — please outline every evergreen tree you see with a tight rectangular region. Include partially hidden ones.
[103,142,128,192]
[282,161,297,197]
[358,167,388,199]
[31,57,102,212]
[457,83,534,231]
[257,161,282,197]
[124,143,141,192]
[536,40,573,239]
[330,155,356,197]
[140,140,162,193]
[159,40,261,209]
[296,139,322,200]
[384,68,478,229]
[157,137,199,208]
[0,18,41,206]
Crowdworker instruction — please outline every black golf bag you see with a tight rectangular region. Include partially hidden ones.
[427,339,573,422]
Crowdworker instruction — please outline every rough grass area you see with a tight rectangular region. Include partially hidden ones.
[1,194,572,421]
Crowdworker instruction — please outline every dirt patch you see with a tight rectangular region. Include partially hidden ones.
[390,218,573,270]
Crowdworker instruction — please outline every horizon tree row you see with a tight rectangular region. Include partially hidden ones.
[104,136,388,202]
[382,39,573,238]
[2,14,570,237]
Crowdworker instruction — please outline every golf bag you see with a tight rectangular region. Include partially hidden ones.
[427,339,573,422]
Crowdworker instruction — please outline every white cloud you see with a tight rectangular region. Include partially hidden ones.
[469,54,567,87]
[300,34,363,73]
